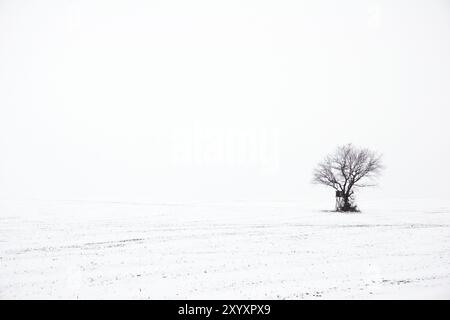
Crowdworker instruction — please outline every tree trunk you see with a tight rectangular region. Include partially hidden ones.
[342,195,350,211]
[340,190,357,212]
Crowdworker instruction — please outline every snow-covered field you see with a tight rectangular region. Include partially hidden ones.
[1,198,450,299]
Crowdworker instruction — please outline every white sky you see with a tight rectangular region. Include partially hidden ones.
[1,0,449,203]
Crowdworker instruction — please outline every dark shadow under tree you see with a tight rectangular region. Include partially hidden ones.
[312,144,383,212]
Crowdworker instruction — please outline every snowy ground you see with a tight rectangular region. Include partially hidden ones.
[1,198,450,299]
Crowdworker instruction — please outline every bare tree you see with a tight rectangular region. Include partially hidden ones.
[312,144,383,212]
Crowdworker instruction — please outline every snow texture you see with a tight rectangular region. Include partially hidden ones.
[1,199,450,299]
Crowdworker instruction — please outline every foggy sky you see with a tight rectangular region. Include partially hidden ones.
[1,0,450,203]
